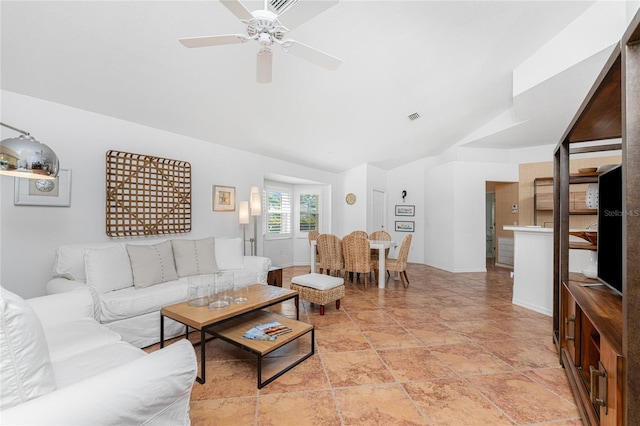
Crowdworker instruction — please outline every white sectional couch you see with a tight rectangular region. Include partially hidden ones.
[46,237,272,348]
[0,286,197,425]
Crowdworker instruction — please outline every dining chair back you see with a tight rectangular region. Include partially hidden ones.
[369,230,391,259]
[316,234,344,277]
[385,234,412,288]
[342,234,377,290]
[369,230,391,241]
[349,230,368,239]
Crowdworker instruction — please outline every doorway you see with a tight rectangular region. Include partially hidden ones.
[370,189,386,233]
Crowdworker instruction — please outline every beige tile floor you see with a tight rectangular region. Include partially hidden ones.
[152,263,581,426]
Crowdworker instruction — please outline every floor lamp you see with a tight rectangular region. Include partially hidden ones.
[238,201,249,256]
[0,122,60,180]
[250,186,262,256]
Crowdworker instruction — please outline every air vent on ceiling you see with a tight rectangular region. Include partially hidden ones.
[408,112,420,121]
[269,0,300,14]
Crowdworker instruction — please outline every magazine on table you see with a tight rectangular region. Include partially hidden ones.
[243,321,293,341]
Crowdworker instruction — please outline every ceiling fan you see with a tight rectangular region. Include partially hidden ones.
[179,0,342,83]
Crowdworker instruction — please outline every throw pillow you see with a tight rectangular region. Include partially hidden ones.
[84,245,134,294]
[126,241,178,289]
[214,237,244,270]
[171,238,219,278]
[0,287,57,410]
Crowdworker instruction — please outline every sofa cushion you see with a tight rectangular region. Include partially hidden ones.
[215,237,244,270]
[52,341,145,389]
[99,279,188,322]
[84,246,134,294]
[0,287,57,410]
[53,240,163,283]
[172,237,219,278]
[127,241,179,289]
[54,244,116,283]
[44,318,122,363]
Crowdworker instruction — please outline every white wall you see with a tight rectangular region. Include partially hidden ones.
[339,164,367,236]
[424,161,456,270]
[1,91,339,298]
[389,149,521,273]
[386,157,431,264]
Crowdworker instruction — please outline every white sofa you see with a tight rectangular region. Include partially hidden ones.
[0,286,197,425]
[46,237,272,348]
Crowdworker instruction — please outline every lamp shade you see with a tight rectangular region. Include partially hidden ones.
[0,134,59,180]
[250,186,261,216]
[239,201,249,224]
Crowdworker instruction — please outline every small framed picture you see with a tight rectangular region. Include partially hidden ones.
[395,205,415,216]
[14,169,72,207]
[213,185,236,211]
[395,221,414,232]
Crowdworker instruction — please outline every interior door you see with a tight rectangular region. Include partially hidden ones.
[371,189,386,232]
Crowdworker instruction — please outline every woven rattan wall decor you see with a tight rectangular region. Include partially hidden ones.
[106,150,191,237]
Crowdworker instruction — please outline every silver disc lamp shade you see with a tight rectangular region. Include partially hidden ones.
[0,122,59,180]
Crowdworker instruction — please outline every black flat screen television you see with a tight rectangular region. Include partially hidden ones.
[597,165,623,295]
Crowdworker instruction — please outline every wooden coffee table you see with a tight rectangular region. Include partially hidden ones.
[160,284,303,384]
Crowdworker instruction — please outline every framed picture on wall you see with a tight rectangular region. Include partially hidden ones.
[14,169,72,207]
[213,185,236,211]
[395,205,415,216]
[395,221,414,232]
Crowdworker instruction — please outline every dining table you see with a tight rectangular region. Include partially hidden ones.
[310,239,397,289]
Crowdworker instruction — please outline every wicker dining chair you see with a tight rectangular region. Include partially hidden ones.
[385,234,412,288]
[349,230,368,239]
[308,230,320,273]
[342,234,377,290]
[369,230,391,259]
[369,230,391,241]
[316,234,344,277]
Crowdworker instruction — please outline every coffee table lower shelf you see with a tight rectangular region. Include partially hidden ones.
[207,311,314,389]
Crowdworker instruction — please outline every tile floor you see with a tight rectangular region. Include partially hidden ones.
[151,263,581,426]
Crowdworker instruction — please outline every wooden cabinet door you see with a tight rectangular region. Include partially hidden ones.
[598,338,623,426]
[562,285,578,362]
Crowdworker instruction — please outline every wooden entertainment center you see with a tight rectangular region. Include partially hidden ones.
[553,11,640,426]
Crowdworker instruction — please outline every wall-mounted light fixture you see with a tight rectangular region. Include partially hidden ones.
[0,122,59,179]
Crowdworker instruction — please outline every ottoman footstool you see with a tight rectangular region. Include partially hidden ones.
[291,273,345,315]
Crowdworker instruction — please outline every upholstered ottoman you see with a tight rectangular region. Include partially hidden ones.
[290,273,345,315]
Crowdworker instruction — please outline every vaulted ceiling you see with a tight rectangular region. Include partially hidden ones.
[1,1,632,172]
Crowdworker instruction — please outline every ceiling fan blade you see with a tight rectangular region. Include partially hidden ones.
[257,49,273,84]
[219,0,253,21]
[277,0,338,30]
[179,34,247,48]
[281,40,342,70]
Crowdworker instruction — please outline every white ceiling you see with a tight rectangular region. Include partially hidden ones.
[0,1,627,172]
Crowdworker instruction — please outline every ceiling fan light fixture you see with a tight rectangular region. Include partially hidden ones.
[180,0,342,82]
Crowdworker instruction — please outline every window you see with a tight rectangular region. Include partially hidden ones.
[299,193,319,232]
[266,189,291,237]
